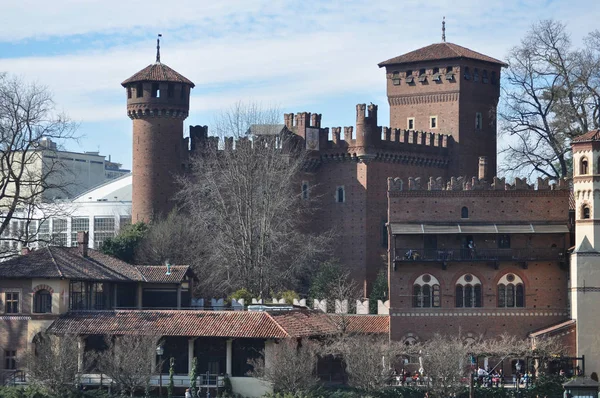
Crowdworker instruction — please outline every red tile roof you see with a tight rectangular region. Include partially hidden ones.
[121,63,195,87]
[329,315,390,335]
[47,309,342,339]
[378,42,507,67]
[573,130,600,142]
[135,265,190,283]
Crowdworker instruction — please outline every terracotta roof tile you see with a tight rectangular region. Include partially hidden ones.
[573,130,600,142]
[271,310,339,337]
[329,315,390,334]
[378,42,507,67]
[135,265,190,283]
[47,309,343,339]
[121,63,195,87]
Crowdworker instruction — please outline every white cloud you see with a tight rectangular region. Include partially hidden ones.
[1,0,598,131]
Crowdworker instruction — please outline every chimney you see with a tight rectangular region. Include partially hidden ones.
[76,231,89,257]
[478,156,488,181]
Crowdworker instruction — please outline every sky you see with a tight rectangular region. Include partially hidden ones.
[1,0,599,170]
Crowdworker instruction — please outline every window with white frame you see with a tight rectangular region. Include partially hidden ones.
[71,217,90,247]
[38,220,50,247]
[335,186,345,203]
[119,215,132,230]
[51,218,68,246]
[413,274,441,308]
[455,274,482,308]
[407,118,415,130]
[93,216,115,249]
[498,273,524,308]
[430,116,438,129]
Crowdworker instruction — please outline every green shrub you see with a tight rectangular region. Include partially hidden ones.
[229,288,254,304]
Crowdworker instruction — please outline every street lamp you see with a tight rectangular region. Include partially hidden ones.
[156,344,164,397]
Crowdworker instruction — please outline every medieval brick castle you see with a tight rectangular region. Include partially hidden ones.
[119,37,600,377]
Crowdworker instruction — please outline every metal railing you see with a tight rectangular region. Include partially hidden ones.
[0,370,26,386]
[395,248,566,262]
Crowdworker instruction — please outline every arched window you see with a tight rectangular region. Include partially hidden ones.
[461,206,469,219]
[464,67,471,80]
[498,273,524,308]
[33,290,52,313]
[413,274,441,308]
[491,71,497,85]
[482,70,489,83]
[580,157,589,175]
[456,274,482,308]
[583,205,591,219]
[474,68,480,82]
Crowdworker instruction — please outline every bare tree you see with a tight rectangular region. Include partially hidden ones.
[94,335,160,397]
[23,332,81,396]
[248,339,321,394]
[325,334,405,392]
[499,20,600,179]
[177,102,332,297]
[0,73,77,258]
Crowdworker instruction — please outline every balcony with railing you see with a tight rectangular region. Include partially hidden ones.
[394,247,566,263]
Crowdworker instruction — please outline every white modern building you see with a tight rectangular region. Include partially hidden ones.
[1,174,133,256]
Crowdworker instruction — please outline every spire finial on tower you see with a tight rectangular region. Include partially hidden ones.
[156,34,162,63]
[442,17,446,42]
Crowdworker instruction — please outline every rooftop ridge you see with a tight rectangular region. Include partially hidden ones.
[387,176,570,191]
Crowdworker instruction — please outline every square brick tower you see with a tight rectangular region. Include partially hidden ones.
[378,42,506,177]
[122,40,195,223]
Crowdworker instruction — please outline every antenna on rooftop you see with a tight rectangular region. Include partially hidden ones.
[442,17,446,42]
[156,34,162,63]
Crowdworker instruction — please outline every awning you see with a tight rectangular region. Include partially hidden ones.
[390,223,569,235]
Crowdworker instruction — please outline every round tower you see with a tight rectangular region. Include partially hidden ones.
[121,38,195,223]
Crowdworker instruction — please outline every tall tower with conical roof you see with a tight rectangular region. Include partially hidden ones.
[122,37,194,223]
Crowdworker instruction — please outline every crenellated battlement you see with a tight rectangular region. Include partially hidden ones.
[284,103,453,165]
[387,176,570,192]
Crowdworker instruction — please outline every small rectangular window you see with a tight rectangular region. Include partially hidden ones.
[151,83,160,98]
[5,292,19,313]
[180,85,186,99]
[127,87,132,99]
[475,112,483,130]
[391,71,400,86]
[301,182,309,200]
[405,70,414,83]
[167,84,174,98]
[430,116,437,129]
[336,186,345,203]
[136,83,143,98]
[407,118,415,130]
[5,350,17,370]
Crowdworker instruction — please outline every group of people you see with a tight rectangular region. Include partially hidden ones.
[393,369,427,386]
[476,366,504,387]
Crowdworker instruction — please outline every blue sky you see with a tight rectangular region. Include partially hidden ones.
[1,0,598,170]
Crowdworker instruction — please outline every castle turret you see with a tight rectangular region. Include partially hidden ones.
[122,37,195,223]
[570,130,600,379]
